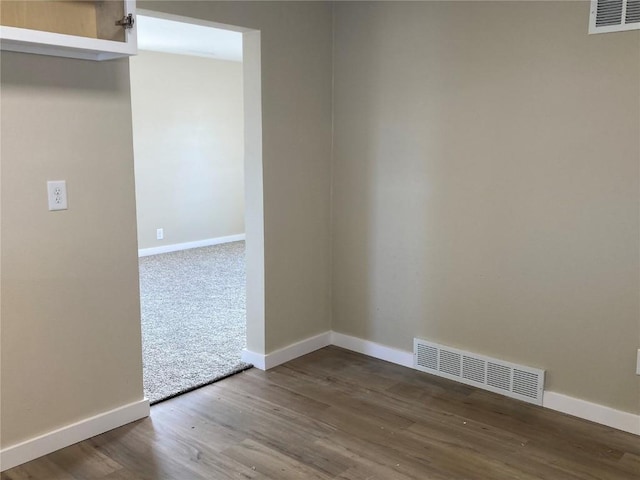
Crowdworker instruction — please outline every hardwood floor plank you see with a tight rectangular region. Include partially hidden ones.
[2,346,638,480]
[87,421,212,480]
[88,415,261,480]
[47,442,123,480]
[193,387,350,477]
[619,452,640,471]
[1,456,78,480]
[221,438,337,480]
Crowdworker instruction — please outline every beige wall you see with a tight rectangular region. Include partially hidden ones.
[2,0,637,455]
[0,0,333,449]
[1,54,144,447]
[332,1,640,414]
[131,50,245,250]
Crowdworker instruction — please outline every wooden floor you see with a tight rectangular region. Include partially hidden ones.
[3,346,639,479]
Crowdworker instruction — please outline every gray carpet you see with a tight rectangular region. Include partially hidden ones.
[139,241,251,404]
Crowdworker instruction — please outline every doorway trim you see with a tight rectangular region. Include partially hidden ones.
[136,8,265,358]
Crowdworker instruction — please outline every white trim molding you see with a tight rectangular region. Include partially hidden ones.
[6,334,637,472]
[543,391,640,436]
[241,348,266,370]
[330,331,414,368]
[138,234,245,257]
[329,333,639,436]
[242,331,331,371]
[0,399,150,472]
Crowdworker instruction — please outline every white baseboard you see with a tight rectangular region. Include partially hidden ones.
[330,331,414,368]
[138,234,245,257]
[543,391,640,435]
[242,331,332,371]
[241,348,266,370]
[0,398,150,472]
[330,332,639,436]
[5,336,637,472]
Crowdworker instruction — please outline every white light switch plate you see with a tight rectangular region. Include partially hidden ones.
[47,180,68,211]
[636,349,640,375]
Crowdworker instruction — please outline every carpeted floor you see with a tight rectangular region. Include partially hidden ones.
[139,241,251,404]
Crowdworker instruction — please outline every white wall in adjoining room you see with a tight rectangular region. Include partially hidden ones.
[130,49,245,250]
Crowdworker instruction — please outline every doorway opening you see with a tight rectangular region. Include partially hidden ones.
[130,12,264,404]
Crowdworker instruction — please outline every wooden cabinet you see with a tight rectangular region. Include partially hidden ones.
[0,0,136,60]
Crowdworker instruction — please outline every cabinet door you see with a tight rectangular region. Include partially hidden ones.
[0,0,136,60]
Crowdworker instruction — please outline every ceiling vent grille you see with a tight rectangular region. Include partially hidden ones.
[414,339,545,405]
[589,0,640,33]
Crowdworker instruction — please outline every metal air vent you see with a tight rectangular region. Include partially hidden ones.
[589,0,640,33]
[414,338,545,405]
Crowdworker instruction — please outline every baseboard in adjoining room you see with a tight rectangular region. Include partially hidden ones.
[0,399,150,472]
[138,233,245,257]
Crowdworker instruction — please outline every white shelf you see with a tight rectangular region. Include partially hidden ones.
[0,0,136,61]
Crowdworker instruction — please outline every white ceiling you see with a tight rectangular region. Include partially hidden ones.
[136,15,243,62]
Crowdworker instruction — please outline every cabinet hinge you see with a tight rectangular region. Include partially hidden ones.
[116,14,135,30]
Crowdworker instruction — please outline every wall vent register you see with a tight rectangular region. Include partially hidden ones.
[589,0,640,33]
[414,338,545,405]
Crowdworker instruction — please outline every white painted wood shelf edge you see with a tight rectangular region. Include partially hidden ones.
[0,0,137,61]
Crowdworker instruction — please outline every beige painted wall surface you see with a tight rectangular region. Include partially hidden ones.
[140,1,334,352]
[332,1,640,414]
[1,54,144,447]
[131,51,245,250]
[1,0,333,449]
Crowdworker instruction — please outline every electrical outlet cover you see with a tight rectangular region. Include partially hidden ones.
[47,180,68,211]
